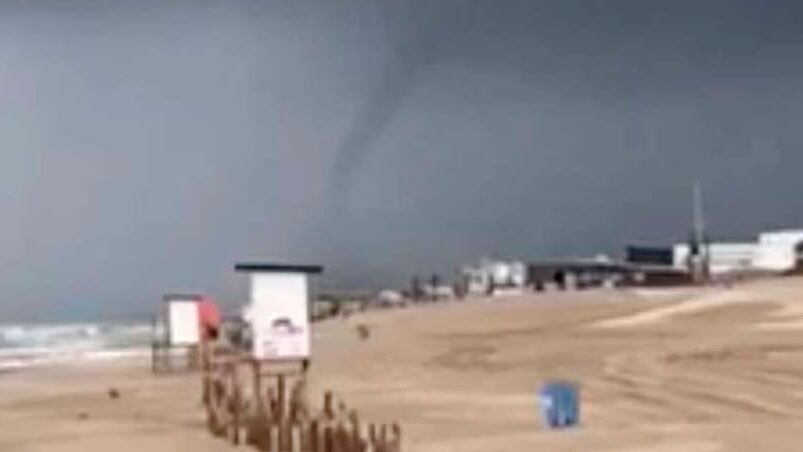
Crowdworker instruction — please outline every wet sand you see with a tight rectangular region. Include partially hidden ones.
[4,277,803,451]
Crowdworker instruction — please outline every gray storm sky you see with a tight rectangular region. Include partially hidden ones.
[1,0,803,320]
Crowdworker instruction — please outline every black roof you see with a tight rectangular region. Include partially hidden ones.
[234,263,324,274]
[529,260,630,273]
[162,293,204,302]
[528,260,688,275]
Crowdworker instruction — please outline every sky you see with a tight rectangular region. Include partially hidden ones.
[1,0,803,320]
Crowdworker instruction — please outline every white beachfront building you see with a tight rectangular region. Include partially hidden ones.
[670,229,803,275]
[753,230,803,272]
[672,242,757,275]
[461,258,526,296]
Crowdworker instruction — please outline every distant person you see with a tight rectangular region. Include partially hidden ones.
[411,275,423,302]
[430,273,441,302]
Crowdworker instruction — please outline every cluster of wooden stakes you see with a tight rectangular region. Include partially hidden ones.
[202,348,402,452]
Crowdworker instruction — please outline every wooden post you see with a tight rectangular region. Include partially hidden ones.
[291,425,302,452]
[349,411,360,452]
[202,372,210,405]
[280,422,286,452]
[290,379,306,422]
[331,422,341,452]
[166,343,173,373]
[324,391,334,420]
[278,375,286,421]
[269,424,279,452]
[189,344,200,370]
[309,419,320,452]
[324,424,334,452]
[151,342,157,374]
[268,387,277,420]
[231,364,241,445]
[277,421,286,451]
[391,424,401,452]
[199,355,404,451]
[368,424,376,450]
[253,361,263,414]
[303,420,311,452]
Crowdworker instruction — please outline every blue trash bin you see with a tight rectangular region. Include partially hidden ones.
[539,381,579,429]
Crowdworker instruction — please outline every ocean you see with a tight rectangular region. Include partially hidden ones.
[0,322,153,371]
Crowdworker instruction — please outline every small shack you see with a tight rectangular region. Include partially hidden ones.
[152,293,219,373]
[234,263,323,364]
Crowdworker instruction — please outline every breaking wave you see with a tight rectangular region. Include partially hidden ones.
[0,322,152,371]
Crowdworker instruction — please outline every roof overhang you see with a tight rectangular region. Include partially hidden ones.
[162,293,204,302]
[234,263,324,274]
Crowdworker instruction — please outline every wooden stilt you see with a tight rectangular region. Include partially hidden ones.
[202,358,401,451]
[309,419,320,452]
[323,424,334,452]
[324,391,334,420]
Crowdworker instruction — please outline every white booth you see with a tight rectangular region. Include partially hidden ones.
[152,293,203,373]
[164,294,202,346]
[235,263,323,362]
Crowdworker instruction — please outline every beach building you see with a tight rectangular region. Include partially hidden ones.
[151,293,220,373]
[753,230,803,273]
[671,242,757,275]
[524,256,683,290]
[627,229,803,278]
[460,258,526,295]
[378,289,405,307]
[234,263,323,361]
[528,259,624,290]
[626,246,674,266]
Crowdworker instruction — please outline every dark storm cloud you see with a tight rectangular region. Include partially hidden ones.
[332,0,803,196]
[2,0,803,318]
[325,0,803,283]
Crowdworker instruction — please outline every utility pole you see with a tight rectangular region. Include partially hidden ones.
[689,182,710,283]
[693,182,705,251]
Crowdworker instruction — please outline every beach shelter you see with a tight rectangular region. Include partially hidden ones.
[234,263,323,361]
[163,293,203,346]
[152,293,218,373]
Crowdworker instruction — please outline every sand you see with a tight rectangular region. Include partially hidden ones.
[4,277,803,451]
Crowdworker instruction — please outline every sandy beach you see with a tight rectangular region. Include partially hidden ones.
[5,277,803,451]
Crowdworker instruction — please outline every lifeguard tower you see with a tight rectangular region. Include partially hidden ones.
[200,263,402,450]
[152,293,219,373]
[203,263,323,443]
[235,263,322,372]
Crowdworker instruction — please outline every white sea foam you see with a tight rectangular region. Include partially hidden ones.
[0,322,153,371]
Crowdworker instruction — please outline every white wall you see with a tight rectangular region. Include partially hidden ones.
[673,243,758,275]
[462,260,526,294]
[670,230,803,274]
[463,267,489,294]
[754,230,803,272]
[166,300,200,346]
[249,272,310,360]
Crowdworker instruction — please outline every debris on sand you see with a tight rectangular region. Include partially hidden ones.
[356,324,371,341]
[108,387,121,400]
